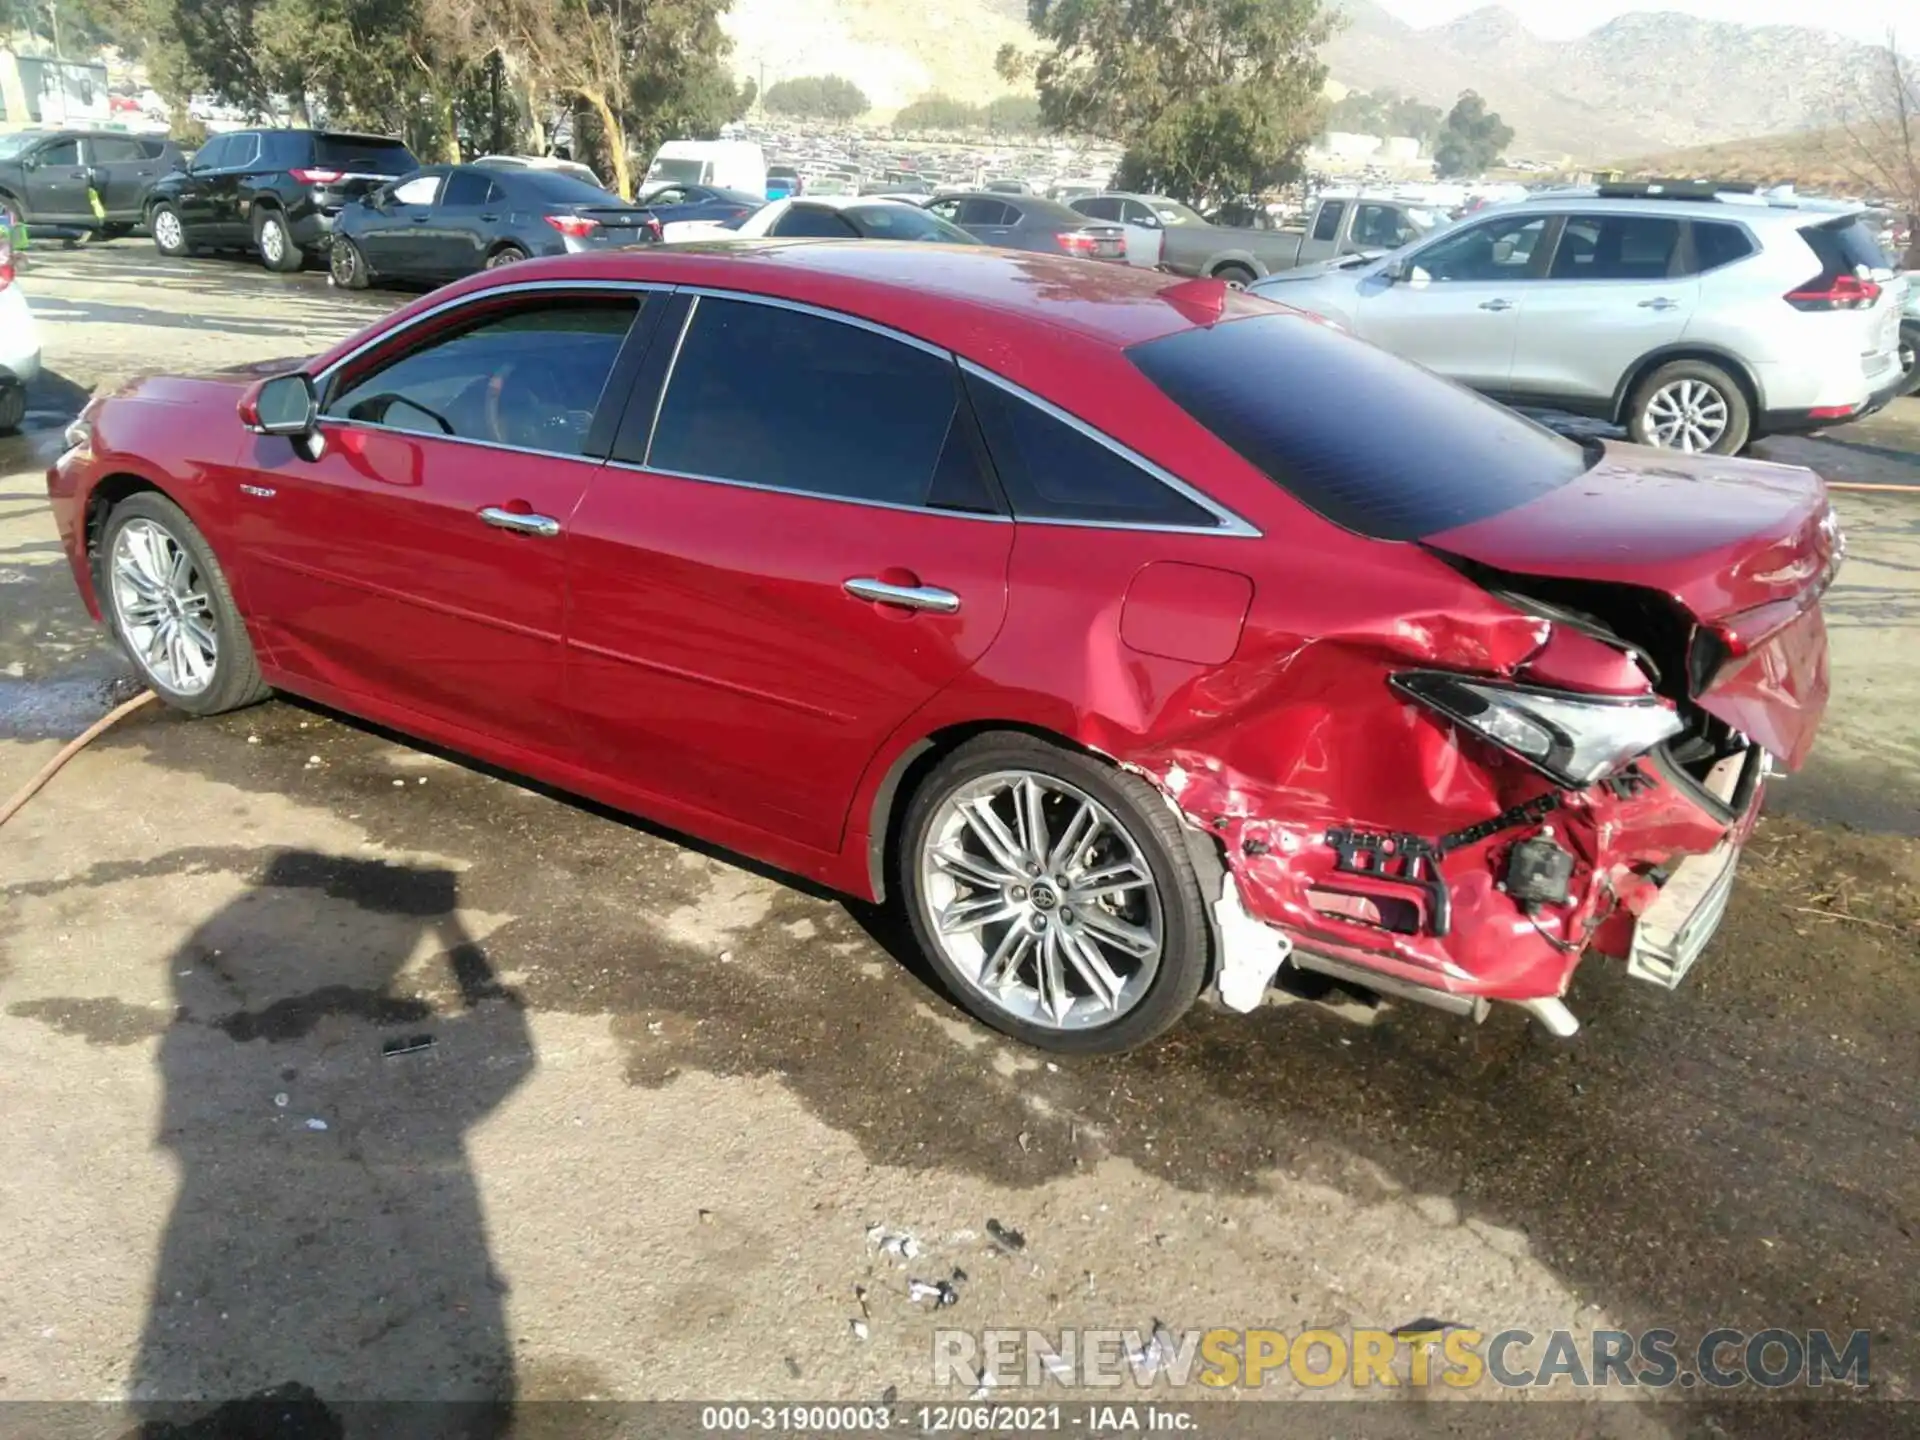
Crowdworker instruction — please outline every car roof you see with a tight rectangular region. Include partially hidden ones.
[1504,194,1848,227]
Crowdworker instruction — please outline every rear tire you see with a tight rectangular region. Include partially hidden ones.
[0,383,25,434]
[1627,358,1751,456]
[1211,262,1257,289]
[896,732,1213,1055]
[149,203,189,258]
[253,207,302,273]
[329,235,371,290]
[96,492,270,716]
[485,244,529,269]
[1899,321,1920,398]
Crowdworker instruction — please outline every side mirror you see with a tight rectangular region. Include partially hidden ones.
[240,373,318,437]
[1383,256,1411,283]
[22,154,39,172]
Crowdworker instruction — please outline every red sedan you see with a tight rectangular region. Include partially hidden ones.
[47,242,1837,1053]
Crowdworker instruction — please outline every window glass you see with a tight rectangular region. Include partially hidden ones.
[1122,200,1159,226]
[1311,200,1345,243]
[1413,215,1547,282]
[391,173,443,206]
[957,197,1016,226]
[1128,313,1592,542]
[649,297,975,510]
[1074,197,1120,222]
[963,372,1217,528]
[226,133,261,168]
[1549,215,1681,280]
[37,138,80,167]
[848,204,978,243]
[769,204,857,238]
[140,138,171,160]
[88,135,145,163]
[1800,217,1890,278]
[189,135,230,170]
[1353,203,1421,249]
[326,299,638,455]
[313,135,417,175]
[441,170,493,207]
[1690,221,1755,273]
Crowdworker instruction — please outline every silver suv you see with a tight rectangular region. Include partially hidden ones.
[1251,186,1910,455]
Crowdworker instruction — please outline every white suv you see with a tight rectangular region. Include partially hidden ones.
[1251,186,1909,455]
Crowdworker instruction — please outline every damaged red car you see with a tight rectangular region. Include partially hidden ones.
[46,242,1838,1053]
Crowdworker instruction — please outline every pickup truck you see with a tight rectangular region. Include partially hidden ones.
[1069,191,1443,285]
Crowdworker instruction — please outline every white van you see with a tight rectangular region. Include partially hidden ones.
[644,140,768,198]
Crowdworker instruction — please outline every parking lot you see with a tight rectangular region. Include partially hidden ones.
[1,241,1917,1431]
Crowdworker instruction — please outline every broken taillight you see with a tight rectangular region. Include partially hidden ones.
[545,214,600,238]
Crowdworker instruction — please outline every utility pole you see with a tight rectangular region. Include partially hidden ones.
[48,0,62,60]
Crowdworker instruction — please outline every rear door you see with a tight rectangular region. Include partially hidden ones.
[24,135,89,221]
[954,196,1019,246]
[231,291,647,752]
[1353,211,1553,394]
[432,167,500,276]
[202,131,260,242]
[86,133,157,220]
[1509,212,1696,409]
[564,292,1014,852]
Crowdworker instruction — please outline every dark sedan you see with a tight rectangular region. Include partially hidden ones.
[924,192,1127,261]
[633,181,765,227]
[329,164,661,288]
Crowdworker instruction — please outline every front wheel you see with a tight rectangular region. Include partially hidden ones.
[98,492,270,715]
[330,235,371,290]
[150,203,189,257]
[1899,321,1920,398]
[1627,359,1751,456]
[897,734,1212,1054]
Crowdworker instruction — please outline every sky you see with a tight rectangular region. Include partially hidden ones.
[1368,0,1906,45]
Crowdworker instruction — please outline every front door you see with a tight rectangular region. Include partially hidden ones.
[228,292,646,753]
[359,171,448,279]
[24,136,89,222]
[565,292,1014,854]
[1353,212,1554,394]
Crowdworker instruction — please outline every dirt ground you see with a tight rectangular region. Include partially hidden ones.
[0,244,1916,1438]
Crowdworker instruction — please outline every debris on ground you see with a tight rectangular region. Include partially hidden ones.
[303,1118,328,1132]
[853,1284,870,1318]
[697,1209,714,1225]
[272,1092,288,1108]
[880,1386,898,1405]
[985,1218,1027,1253]
[908,1278,960,1308]
[381,1034,434,1058]
[1392,1316,1469,1338]
[850,1318,869,1341]
[866,1224,921,1261]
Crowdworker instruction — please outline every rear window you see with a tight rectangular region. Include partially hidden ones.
[312,135,417,175]
[1128,314,1592,542]
[1800,216,1890,279]
[1690,221,1755,273]
[847,204,977,243]
[514,170,618,204]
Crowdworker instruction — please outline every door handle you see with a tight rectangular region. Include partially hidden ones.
[479,506,560,538]
[411,214,430,223]
[1638,297,1680,311]
[1478,298,1515,312]
[479,213,499,222]
[844,577,961,614]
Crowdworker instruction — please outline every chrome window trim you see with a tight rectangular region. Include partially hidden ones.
[669,286,951,360]
[314,417,610,468]
[639,293,697,471]
[312,278,666,392]
[607,459,1012,525]
[957,359,1261,537]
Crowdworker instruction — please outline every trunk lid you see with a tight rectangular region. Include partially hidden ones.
[558,205,664,246]
[1424,442,1838,769]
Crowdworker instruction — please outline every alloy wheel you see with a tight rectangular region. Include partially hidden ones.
[153,210,183,251]
[109,518,218,695]
[1643,378,1729,453]
[330,241,357,287]
[260,218,286,264]
[917,770,1164,1032]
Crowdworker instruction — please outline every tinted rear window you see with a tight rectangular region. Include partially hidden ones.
[1128,314,1591,542]
[313,135,417,174]
[510,169,618,204]
[1800,216,1890,278]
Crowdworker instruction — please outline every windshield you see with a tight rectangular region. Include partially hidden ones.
[1129,313,1592,541]
[0,134,37,160]
[648,158,708,184]
[847,204,980,243]
[1147,198,1207,227]
[517,170,620,204]
[1404,207,1445,233]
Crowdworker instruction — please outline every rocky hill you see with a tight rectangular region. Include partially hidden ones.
[1327,2,1888,161]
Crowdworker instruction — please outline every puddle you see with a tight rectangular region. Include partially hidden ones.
[0,662,141,740]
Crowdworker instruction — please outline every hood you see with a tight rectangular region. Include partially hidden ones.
[104,355,314,410]
[1426,442,1838,769]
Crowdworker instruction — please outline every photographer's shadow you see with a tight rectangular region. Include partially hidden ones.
[131,852,534,1438]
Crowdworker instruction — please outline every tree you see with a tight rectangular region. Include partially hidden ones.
[892,93,980,132]
[1831,31,1920,268]
[1432,89,1512,178]
[984,93,1041,134]
[1002,0,1334,205]
[763,74,869,122]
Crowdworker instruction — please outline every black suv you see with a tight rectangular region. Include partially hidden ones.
[144,128,419,271]
[0,129,184,235]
